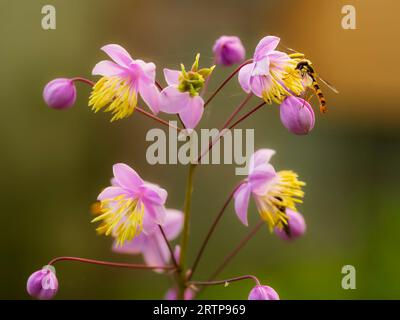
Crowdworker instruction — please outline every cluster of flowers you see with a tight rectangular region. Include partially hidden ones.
[28,34,322,300]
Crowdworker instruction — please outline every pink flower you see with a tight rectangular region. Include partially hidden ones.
[280,96,315,135]
[89,44,160,121]
[43,78,77,110]
[213,36,245,66]
[274,209,306,241]
[113,209,183,270]
[233,149,305,230]
[27,266,58,300]
[159,54,214,129]
[248,285,279,300]
[238,36,303,104]
[92,163,167,246]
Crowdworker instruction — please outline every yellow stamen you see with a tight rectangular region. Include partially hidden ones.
[261,57,304,105]
[91,195,145,246]
[255,170,305,231]
[89,76,137,121]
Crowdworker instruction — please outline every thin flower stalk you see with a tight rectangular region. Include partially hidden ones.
[208,220,264,281]
[189,182,244,280]
[158,225,180,271]
[48,256,175,271]
[204,59,253,108]
[190,274,261,288]
[75,76,182,131]
[178,163,197,298]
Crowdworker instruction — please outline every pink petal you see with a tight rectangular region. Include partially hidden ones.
[268,50,291,71]
[112,163,143,191]
[135,60,156,83]
[140,182,167,205]
[249,75,268,98]
[142,211,159,235]
[238,63,254,93]
[163,69,180,86]
[92,60,125,77]
[249,164,276,195]
[142,236,170,272]
[160,86,190,114]
[139,82,160,114]
[111,177,119,186]
[112,235,145,254]
[178,95,204,129]
[162,209,184,240]
[101,44,133,68]
[234,183,251,226]
[97,186,127,201]
[249,149,276,173]
[144,203,166,226]
[248,149,277,194]
[254,36,280,60]
[251,56,270,76]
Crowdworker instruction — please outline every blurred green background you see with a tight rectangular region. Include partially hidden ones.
[1,0,400,299]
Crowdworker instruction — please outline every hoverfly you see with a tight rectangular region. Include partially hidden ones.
[281,45,339,113]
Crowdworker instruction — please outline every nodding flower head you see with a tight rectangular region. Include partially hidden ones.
[92,163,167,246]
[43,78,77,110]
[238,36,304,104]
[159,54,215,129]
[274,208,306,241]
[213,35,246,66]
[248,285,279,300]
[89,44,160,121]
[280,96,315,135]
[27,265,58,300]
[234,149,305,231]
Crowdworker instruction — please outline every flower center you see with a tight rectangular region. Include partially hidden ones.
[261,57,304,105]
[178,70,205,96]
[177,53,215,96]
[255,170,305,231]
[89,76,138,121]
[92,195,145,246]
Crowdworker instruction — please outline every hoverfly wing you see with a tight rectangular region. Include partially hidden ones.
[317,76,339,94]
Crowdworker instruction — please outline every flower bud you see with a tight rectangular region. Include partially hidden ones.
[274,209,306,241]
[213,36,245,66]
[43,78,77,109]
[248,285,279,300]
[27,265,58,300]
[280,96,315,135]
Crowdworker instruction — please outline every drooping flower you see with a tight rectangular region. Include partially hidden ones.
[159,54,215,129]
[92,163,167,246]
[238,36,304,104]
[248,285,279,300]
[213,36,245,66]
[43,78,77,109]
[280,96,315,135]
[113,209,183,270]
[234,149,305,231]
[89,44,160,121]
[274,209,306,241]
[165,287,194,300]
[27,265,58,300]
